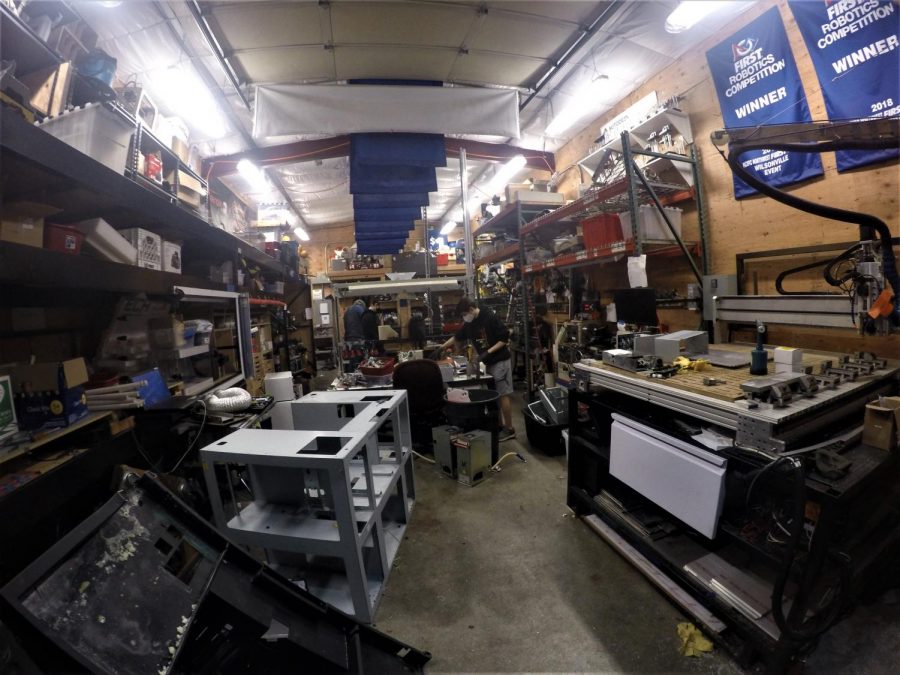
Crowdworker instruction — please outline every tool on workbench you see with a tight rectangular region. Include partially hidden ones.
[750,321,768,376]
[702,377,726,386]
[674,356,710,372]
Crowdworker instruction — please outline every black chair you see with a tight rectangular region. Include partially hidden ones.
[392,359,446,450]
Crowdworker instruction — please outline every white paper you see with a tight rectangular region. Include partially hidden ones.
[304,308,313,320]
[606,302,617,323]
[319,301,330,314]
[627,254,648,288]
[321,314,331,325]
[312,289,323,300]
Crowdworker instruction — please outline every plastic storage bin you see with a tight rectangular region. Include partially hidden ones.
[358,358,395,377]
[44,223,84,255]
[436,253,450,266]
[37,104,134,175]
[524,400,566,455]
[618,205,683,242]
[581,213,623,249]
[75,218,138,264]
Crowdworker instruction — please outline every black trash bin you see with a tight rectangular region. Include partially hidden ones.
[444,389,500,463]
[524,400,566,455]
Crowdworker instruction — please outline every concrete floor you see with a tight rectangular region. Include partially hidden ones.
[374,389,742,673]
[311,374,900,672]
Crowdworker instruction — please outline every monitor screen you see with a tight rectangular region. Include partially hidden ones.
[613,288,657,327]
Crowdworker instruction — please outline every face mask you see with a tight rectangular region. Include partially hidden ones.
[462,313,475,323]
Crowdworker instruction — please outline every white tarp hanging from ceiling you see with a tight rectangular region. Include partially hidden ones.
[254,84,520,139]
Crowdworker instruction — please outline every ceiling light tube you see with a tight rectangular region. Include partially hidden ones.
[237,159,267,189]
[440,221,457,236]
[486,154,527,194]
[545,77,608,137]
[293,226,310,241]
[665,1,732,34]
[152,65,226,138]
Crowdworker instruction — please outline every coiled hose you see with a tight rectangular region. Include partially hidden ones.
[764,457,850,641]
[724,138,899,323]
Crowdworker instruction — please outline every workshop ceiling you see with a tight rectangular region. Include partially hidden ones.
[78,0,755,230]
[206,0,597,88]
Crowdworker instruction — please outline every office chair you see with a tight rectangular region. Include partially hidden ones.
[392,359,446,451]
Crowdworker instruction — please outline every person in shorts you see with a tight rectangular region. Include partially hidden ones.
[439,298,516,441]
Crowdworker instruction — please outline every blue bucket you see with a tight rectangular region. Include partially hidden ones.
[77,50,117,86]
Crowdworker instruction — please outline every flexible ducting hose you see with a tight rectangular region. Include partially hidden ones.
[725,138,899,321]
[774,244,862,295]
[205,387,252,412]
[767,457,849,641]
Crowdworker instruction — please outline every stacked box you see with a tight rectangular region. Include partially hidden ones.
[120,228,162,270]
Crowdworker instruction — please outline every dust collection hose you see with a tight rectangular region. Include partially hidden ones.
[764,457,850,641]
[774,243,862,295]
[724,138,900,322]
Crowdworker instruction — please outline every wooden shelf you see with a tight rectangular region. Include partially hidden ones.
[472,201,550,236]
[0,412,112,469]
[1,110,287,277]
[522,240,698,274]
[520,179,693,236]
[327,269,386,281]
[0,241,225,295]
[523,241,634,273]
[474,242,519,267]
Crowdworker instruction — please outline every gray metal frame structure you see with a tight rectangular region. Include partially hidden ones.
[200,390,415,623]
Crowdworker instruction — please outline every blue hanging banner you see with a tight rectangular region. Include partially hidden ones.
[788,0,899,171]
[706,7,824,198]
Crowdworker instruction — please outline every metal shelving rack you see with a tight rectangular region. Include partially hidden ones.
[472,111,710,396]
[200,390,415,623]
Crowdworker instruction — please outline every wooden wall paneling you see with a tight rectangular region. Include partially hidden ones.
[552,0,898,332]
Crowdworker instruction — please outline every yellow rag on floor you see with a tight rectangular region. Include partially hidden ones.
[677,622,713,657]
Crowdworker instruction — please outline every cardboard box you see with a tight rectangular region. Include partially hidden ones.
[162,240,182,273]
[1,358,89,430]
[120,228,162,269]
[0,203,59,248]
[171,137,190,164]
[774,347,803,366]
[863,397,900,450]
[176,169,204,209]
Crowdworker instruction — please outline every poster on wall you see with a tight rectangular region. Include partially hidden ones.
[788,0,899,171]
[706,7,824,198]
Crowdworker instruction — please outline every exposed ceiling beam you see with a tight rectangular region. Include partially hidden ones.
[203,137,352,180]
[203,137,553,180]
[520,0,624,111]
[445,139,554,173]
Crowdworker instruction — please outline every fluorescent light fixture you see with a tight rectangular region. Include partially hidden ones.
[152,65,226,138]
[440,221,457,236]
[486,154,526,194]
[237,159,267,190]
[665,1,732,33]
[545,77,608,138]
[293,226,310,241]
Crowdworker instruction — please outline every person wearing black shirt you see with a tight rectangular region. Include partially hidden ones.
[361,301,380,342]
[439,297,516,441]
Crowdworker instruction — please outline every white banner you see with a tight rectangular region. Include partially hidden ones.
[253,84,520,139]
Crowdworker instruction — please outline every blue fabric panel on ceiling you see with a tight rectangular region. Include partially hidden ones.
[350,133,447,168]
[355,206,422,222]
[357,241,406,254]
[349,162,438,194]
[354,220,413,232]
[355,231,408,241]
[353,193,429,209]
